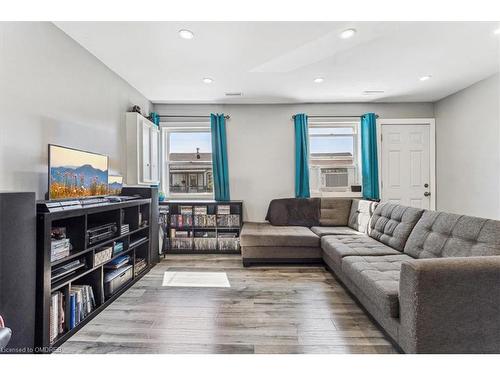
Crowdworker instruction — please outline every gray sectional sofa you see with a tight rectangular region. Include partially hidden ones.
[241,198,500,353]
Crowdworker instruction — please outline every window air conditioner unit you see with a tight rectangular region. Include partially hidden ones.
[320,167,356,191]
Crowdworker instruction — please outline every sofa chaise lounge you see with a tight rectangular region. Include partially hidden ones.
[241,198,500,353]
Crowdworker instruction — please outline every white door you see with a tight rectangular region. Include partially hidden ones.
[141,120,152,182]
[381,124,432,209]
[150,127,159,183]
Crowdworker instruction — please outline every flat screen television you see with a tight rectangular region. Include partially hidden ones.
[108,175,123,195]
[48,144,109,200]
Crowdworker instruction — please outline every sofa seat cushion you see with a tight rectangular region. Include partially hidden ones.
[321,234,401,268]
[342,254,413,318]
[241,222,320,248]
[311,226,361,237]
[404,211,500,259]
[369,203,424,251]
[319,198,352,226]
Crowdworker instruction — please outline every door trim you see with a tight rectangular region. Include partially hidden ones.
[376,118,436,210]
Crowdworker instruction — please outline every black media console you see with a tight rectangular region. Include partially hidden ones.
[35,198,155,351]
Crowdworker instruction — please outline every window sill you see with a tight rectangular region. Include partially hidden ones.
[311,191,363,198]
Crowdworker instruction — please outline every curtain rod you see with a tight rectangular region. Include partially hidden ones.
[291,114,379,120]
[158,114,230,119]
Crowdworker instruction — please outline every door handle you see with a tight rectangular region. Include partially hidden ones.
[424,192,431,197]
[424,183,429,188]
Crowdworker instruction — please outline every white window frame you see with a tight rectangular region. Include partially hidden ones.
[308,120,362,197]
[160,122,214,199]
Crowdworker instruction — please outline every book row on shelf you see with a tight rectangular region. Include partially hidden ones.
[168,234,240,251]
[177,204,232,215]
[49,284,96,343]
[170,214,240,228]
[49,291,64,343]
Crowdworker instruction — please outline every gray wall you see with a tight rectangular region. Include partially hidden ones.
[0,22,152,199]
[434,74,500,219]
[155,103,434,221]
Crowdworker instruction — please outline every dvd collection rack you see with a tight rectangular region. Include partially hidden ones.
[161,200,243,254]
[36,199,154,351]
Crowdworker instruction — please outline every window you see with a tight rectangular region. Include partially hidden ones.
[161,127,214,198]
[308,122,361,195]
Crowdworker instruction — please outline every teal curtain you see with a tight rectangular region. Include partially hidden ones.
[294,113,310,198]
[210,113,230,201]
[360,113,380,200]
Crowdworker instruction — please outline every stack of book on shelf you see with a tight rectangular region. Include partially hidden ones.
[120,223,130,236]
[104,255,130,270]
[51,227,71,262]
[134,257,147,275]
[217,205,231,215]
[217,214,241,227]
[51,240,71,262]
[49,291,65,343]
[218,232,240,251]
[51,259,86,282]
[69,285,96,329]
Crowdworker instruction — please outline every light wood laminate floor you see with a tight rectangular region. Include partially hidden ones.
[59,255,398,354]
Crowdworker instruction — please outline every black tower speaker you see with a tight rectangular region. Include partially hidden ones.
[121,186,159,265]
[0,192,36,353]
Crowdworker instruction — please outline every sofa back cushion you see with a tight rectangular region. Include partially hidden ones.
[265,198,321,227]
[369,203,424,251]
[348,199,379,234]
[404,211,500,259]
[319,198,352,226]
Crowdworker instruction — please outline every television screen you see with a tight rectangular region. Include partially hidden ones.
[49,145,109,200]
[108,175,123,195]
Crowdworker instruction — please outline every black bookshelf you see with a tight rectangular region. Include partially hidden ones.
[35,199,153,351]
[160,200,243,255]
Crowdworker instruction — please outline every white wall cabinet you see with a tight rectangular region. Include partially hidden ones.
[126,112,160,185]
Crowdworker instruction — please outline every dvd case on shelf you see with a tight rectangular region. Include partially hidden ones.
[217,205,231,215]
[164,201,242,253]
[194,237,218,251]
[194,214,216,227]
[216,214,241,227]
[170,214,193,227]
[194,206,208,215]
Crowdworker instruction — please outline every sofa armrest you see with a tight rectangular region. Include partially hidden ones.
[399,256,500,353]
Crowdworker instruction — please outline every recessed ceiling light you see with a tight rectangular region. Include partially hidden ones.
[363,90,385,95]
[419,75,432,82]
[202,77,213,84]
[340,28,357,39]
[178,29,194,40]
[313,77,324,83]
[494,28,500,35]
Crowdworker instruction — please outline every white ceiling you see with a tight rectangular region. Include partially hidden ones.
[55,22,500,104]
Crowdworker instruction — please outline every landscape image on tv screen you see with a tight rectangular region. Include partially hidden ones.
[49,145,109,199]
[108,175,123,195]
